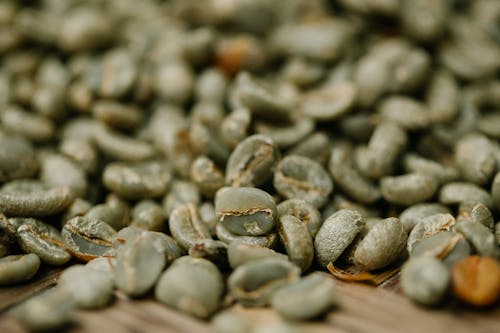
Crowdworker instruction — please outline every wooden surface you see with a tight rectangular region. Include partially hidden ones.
[0,269,499,333]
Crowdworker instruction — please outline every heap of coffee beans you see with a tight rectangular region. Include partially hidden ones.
[0,0,499,331]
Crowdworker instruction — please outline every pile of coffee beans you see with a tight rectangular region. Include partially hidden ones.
[0,0,499,331]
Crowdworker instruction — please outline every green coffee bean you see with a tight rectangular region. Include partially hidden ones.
[85,195,130,231]
[254,116,314,149]
[212,310,253,333]
[381,173,438,206]
[495,222,500,246]
[278,215,313,272]
[94,125,156,161]
[329,144,380,204]
[400,0,448,41]
[401,256,450,306]
[216,223,278,248]
[300,82,356,121]
[233,72,291,122]
[277,198,322,238]
[62,198,92,224]
[338,113,375,143]
[195,68,228,104]
[15,218,71,266]
[190,155,225,198]
[407,213,456,253]
[410,231,471,268]
[92,99,143,130]
[478,113,500,139]
[40,153,88,198]
[59,138,99,174]
[454,220,500,258]
[439,182,494,208]
[169,203,212,250]
[228,257,300,307]
[199,202,218,237]
[58,264,114,308]
[0,134,38,182]
[353,217,406,270]
[0,253,40,285]
[11,288,75,332]
[426,69,459,124]
[190,114,230,166]
[356,122,408,179]
[399,203,451,233]
[0,179,46,194]
[282,57,325,87]
[220,108,251,149]
[470,203,494,231]
[331,194,381,218]
[288,132,331,166]
[403,153,459,185]
[226,134,280,187]
[130,200,165,232]
[86,257,116,281]
[274,155,333,208]
[378,96,429,130]
[0,185,74,217]
[155,256,224,319]
[314,209,365,267]
[1,106,55,142]
[188,239,228,269]
[62,216,116,260]
[103,160,171,200]
[162,180,200,217]
[114,232,166,297]
[227,242,287,270]
[215,187,277,236]
[154,60,194,105]
[455,133,496,186]
[492,172,500,211]
[270,272,337,321]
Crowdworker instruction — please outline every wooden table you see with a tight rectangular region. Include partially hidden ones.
[0,267,499,333]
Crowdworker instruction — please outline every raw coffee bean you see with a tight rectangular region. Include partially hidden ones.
[215,187,277,236]
[199,202,218,237]
[492,172,500,211]
[254,116,314,149]
[1,106,55,143]
[426,69,459,124]
[163,180,200,218]
[220,109,251,150]
[314,209,365,268]
[338,113,375,143]
[114,232,166,297]
[98,48,137,98]
[378,96,430,130]
[40,153,88,198]
[190,156,225,198]
[188,239,228,269]
[380,173,438,206]
[216,223,278,249]
[355,122,408,179]
[62,216,116,260]
[274,155,333,208]
[454,220,500,258]
[278,215,313,271]
[282,57,325,87]
[155,256,224,319]
[399,203,451,233]
[130,200,165,232]
[233,72,292,122]
[92,100,143,130]
[270,272,337,321]
[455,134,496,186]
[58,264,114,308]
[94,125,156,162]
[288,132,331,166]
[227,242,288,270]
[439,182,493,209]
[169,203,212,250]
[85,257,116,281]
[154,60,194,105]
[15,218,71,266]
[400,0,448,41]
[329,144,380,204]
[410,231,471,268]
[211,310,253,333]
[195,68,228,104]
[353,217,407,270]
[0,186,75,217]
[277,199,322,238]
[452,256,500,307]
[62,198,92,224]
[11,288,75,332]
[103,160,171,200]
[0,179,46,194]
[0,254,40,285]
[300,82,356,121]
[59,138,99,174]
[401,256,450,306]
[228,257,300,307]
[403,153,459,185]
[471,203,494,231]
[478,113,500,139]
[226,134,280,188]
[85,195,130,231]
[407,213,456,253]
[0,134,38,182]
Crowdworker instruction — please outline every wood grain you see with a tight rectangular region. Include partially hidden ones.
[0,269,499,333]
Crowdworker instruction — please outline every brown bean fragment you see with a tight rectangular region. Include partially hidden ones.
[452,256,500,307]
